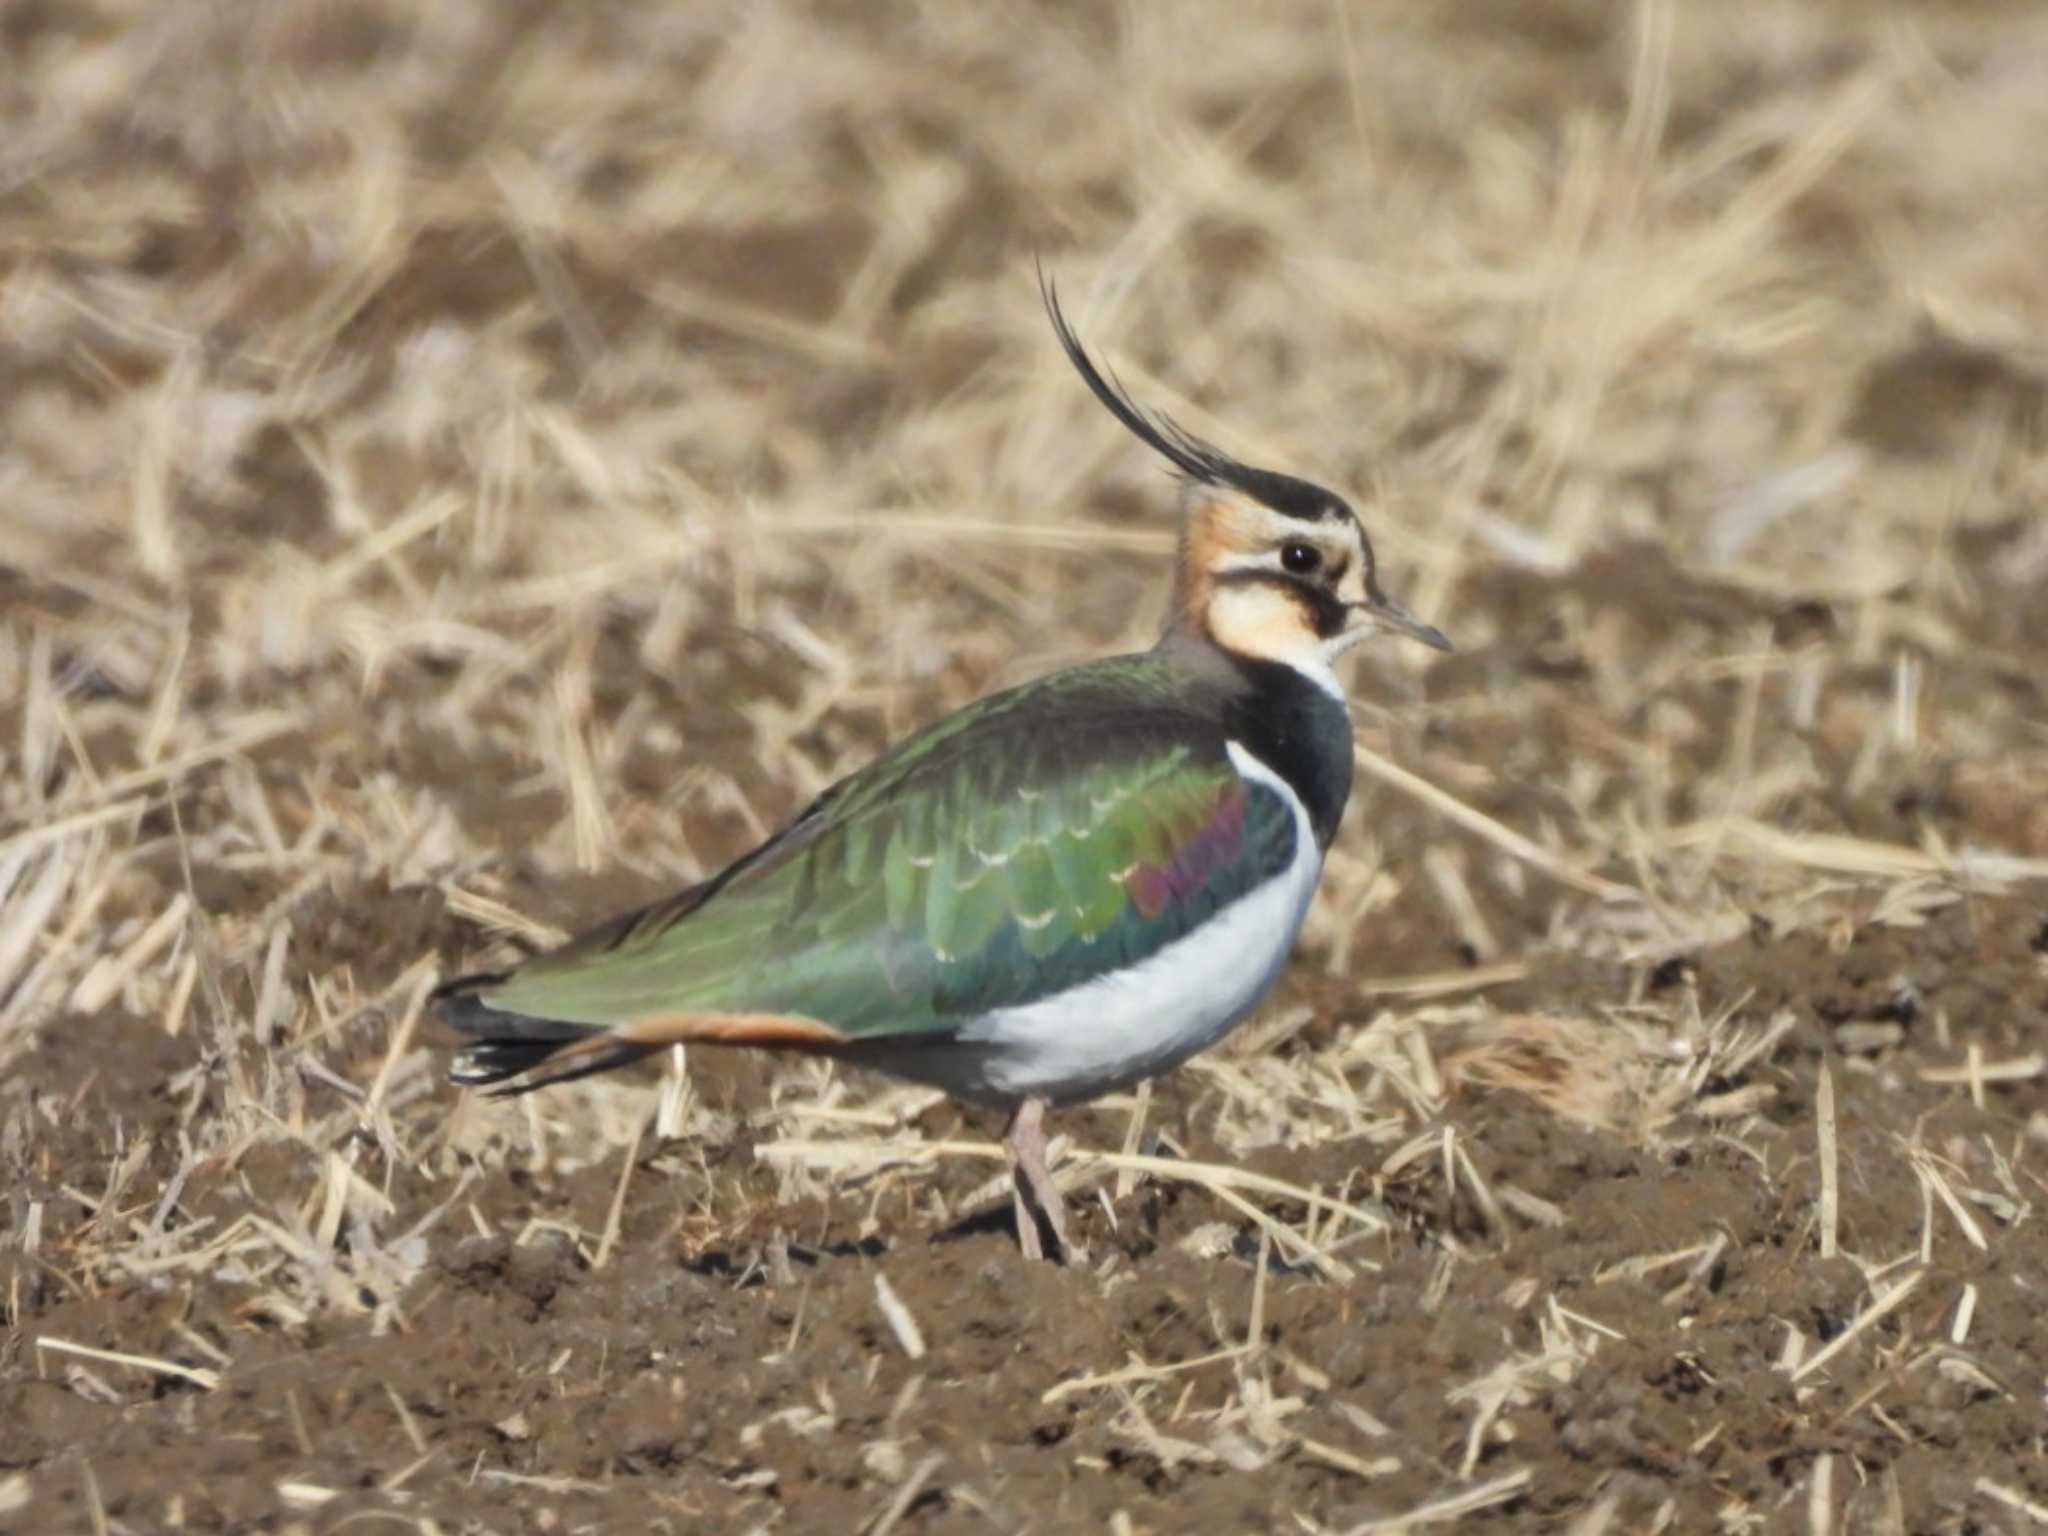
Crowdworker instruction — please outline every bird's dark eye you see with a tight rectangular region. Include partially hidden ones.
[1280,542,1321,575]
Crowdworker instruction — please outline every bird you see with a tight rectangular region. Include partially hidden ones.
[437,276,1452,1263]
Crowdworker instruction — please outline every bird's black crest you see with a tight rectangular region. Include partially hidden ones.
[1038,266,1344,525]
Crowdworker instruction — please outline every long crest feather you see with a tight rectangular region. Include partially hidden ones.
[1037,265,1344,525]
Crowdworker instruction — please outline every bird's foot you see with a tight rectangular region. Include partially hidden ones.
[1005,1096,1085,1265]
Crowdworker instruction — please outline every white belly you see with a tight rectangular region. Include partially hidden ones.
[957,742,1321,1105]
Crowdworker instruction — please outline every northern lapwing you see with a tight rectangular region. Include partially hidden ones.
[438,276,1452,1262]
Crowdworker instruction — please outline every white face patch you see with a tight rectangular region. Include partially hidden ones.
[1205,581,1345,698]
[1189,495,1376,699]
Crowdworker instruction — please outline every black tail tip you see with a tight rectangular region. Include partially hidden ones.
[449,1038,564,1091]
[434,971,561,1093]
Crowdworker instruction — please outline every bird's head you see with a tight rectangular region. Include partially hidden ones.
[1043,275,1451,693]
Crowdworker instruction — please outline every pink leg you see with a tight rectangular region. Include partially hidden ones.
[1004,1096,1079,1263]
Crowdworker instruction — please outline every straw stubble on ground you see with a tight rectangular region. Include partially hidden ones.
[4,2,2048,1531]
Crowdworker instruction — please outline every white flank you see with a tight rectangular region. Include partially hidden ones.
[955,741,1321,1104]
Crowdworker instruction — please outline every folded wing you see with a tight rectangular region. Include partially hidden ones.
[444,664,1301,1085]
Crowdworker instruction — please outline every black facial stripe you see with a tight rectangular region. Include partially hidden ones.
[1040,267,1350,526]
[1299,580,1348,640]
[1212,570,1348,640]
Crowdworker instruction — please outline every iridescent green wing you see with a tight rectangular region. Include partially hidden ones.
[483,658,1301,1037]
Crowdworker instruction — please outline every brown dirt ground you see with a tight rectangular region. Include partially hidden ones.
[6,3,2048,1533]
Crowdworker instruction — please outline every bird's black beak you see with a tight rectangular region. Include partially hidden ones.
[1352,582,1454,653]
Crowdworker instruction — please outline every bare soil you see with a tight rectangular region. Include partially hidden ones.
[5,3,2048,1533]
